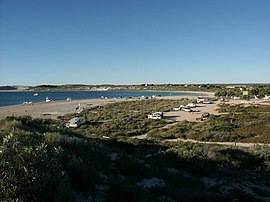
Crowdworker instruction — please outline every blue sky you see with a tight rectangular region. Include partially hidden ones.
[0,0,269,85]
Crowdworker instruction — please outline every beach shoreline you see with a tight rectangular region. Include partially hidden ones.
[0,98,121,119]
[0,92,215,120]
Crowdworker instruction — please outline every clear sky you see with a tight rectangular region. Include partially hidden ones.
[0,0,269,85]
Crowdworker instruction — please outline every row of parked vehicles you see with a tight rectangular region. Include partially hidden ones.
[173,103,198,112]
[148,97,214,120]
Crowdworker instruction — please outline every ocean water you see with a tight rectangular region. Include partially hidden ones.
[0,91,203,107]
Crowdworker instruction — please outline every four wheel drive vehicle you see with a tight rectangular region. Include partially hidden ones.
[148,112,164,119]
[148,114,162,119]
[202,112,210,118]
[203,101,214,104]
[182,108,192,112]
[187,103,196,108]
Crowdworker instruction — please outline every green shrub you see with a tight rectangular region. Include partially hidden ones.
[0,131,72,201]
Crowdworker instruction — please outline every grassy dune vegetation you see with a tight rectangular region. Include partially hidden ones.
[1,99,270,201]
[62,99,189,139]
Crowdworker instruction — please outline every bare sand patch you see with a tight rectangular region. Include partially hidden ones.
[0,98,123,119]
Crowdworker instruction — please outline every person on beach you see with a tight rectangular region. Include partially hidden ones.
[75,103,80,111]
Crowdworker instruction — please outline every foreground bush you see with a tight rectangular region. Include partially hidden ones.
[0,131,72,201]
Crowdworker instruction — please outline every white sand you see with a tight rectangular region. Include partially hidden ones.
[0,98,123,119]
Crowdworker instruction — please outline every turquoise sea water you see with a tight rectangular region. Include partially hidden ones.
[0,91,203,107]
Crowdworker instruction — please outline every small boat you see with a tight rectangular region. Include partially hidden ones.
[66,97,72,101]
[33,93,39,96]
[45,97,51,102]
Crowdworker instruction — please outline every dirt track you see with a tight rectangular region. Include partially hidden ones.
[164,138,269,148]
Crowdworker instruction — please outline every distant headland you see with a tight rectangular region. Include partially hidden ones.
[1,83,269,93]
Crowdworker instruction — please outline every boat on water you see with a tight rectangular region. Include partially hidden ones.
[66,97,72,101]
[45,97,52,102]
[33,93,39,96]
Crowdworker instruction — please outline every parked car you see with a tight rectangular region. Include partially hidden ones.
[201,112,210,118]
[148,112,163,119]
[187,103,196,108]
[182,108,192,112]
[173,107,181,111]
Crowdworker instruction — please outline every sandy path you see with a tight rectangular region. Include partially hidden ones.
[164,138,269,148]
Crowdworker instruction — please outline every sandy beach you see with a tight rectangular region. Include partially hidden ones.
[0,92,215,120]
[0,98,123,119]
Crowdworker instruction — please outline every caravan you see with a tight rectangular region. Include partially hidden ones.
[68,117,83,128]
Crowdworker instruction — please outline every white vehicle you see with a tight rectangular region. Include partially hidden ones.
[182,108,192,112]
[203,101,213,104]
[68,117,83,128]
[263,95,270,100]
[173,107,181,111]
[148,114,162,119]
[187,103,196,108]
[23,101,32,105]
[197,97,205,103]
[148,112,163,119]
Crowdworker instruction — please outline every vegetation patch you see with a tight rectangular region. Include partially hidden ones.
[1,97,270,201]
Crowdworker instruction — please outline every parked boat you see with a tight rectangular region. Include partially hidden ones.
[33,93,39,96]
[45,97,51,102]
